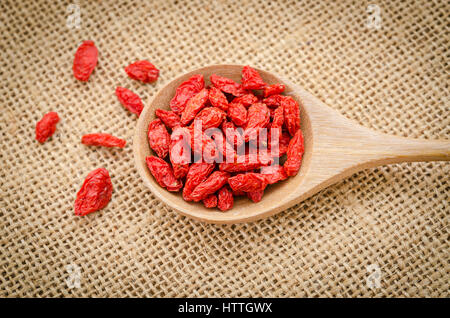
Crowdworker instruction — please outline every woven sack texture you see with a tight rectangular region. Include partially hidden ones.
[0,0,448,297]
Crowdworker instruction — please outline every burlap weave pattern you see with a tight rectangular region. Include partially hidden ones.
[0,0,448,297]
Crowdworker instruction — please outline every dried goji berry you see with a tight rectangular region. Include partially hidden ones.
[81,133,126,148]
[231,93,259,108]
[183,162,215,201]
[210,74,246,96]
[227,102,247,127]
[282,96,300,136]
[241,65,266,90]
[193,107,226,131]
[284,129,304,177]
[263,84,285,97]
[247,190,264,203]
[210,130,236,162]
[74,168,112,216]
[222,121,244,148]
[145,156,183,191]
[35,112,60,143]
[147,118,170,158]
[244,103,270,142]
[170,74,205,115]
[262,94,284,107]
[271,106,284,128]
[203,194,218,208]
[124,60,159,83]
[228,173,268,193]
[188,124,217,163]
[116,87,144,116]
[217,186,233,211]
[155,109,181,130]
[219,152,272,172]
[170,127,191,179]
[208,86,229,111]
[232,189,246,196]
[189,171,230,202]
[268,128,290,157]
[260,165,288,184]
[73,40,98,82]
[181,88,209,126]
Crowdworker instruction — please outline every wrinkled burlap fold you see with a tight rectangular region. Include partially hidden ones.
[0,0,448,297]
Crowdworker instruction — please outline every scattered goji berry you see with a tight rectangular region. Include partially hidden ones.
[217,186,233,211]
[145,156,183,191]
[74,168,112,216]
[81,133,126,148]
[208,86,229,111]
[227,102,247,127]
[124,60,159,83]
[181,88,209,126]
[170,74,205,115]
[284,129,304,176]
[228,173,268,193]
[73,40,98,82]
[263,84,285,97]
[155,109,181,130]
[147,118,170,158]
[241,65,266,90]
[189,171,230,202]
[35,112,60,143]
[247,190,264,203]
[210,74,246,96]
[115,86,144,116]
[203,194,218,208]
[183,162,215,201]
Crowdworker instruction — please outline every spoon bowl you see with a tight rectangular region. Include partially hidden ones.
[134,65,450,224]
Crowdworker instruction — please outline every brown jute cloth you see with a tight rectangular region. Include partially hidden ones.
[0,0,448,297]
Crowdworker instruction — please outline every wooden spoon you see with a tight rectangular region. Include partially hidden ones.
[134,65,450,224]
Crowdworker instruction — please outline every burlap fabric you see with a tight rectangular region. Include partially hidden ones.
[0,0,448,297]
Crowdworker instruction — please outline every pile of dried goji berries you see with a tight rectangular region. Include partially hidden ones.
[146,66,304,211]
[35,40,160,216]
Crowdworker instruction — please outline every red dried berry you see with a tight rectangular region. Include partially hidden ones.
[263,84,285,97]
[147,118,170,158]
[81,133,126,148]
[262,94,284,107]
[170,74,205,115]
[260,165,288,184]
[231,93,259,107]
[115,87,144,116]
[217,186,233,211]
[145,156,183,192]
[282,96,300,136]
[222,121,244,148]
[203,194,218,208]
[210,74,246,96]
[193,107,226,131]
[188,124,218,162]
[228,173,268,193]
[155,109,181,130]
[73,40,98,82]
[271,106,284,128]
[124,60,159,83]
[268,128,290,157]
[244,103,270,142]
[210,130,236,162]
[35,112,60,143]
[183,162,215,201]
[284,129,304,177]
[227,102,247,127]
[170,127,191,179]
[189,171,230,202]
[247,190,264,203]
[181,88,209,126]
[208,86,229,111]
[219,152,272,173]
[241,65,266,90]
[74,168,112,216]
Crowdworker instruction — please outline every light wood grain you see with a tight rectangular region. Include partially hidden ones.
[133,65,450,224]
